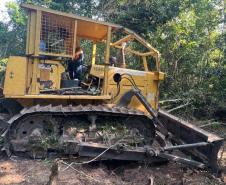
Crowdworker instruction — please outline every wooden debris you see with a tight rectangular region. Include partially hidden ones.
[167,102,190,113]
[47,159,59,185]
[147,175,154,185]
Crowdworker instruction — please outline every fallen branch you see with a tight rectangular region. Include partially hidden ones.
[47,159,59,185]
[161,105,172,109]
[218,145,225,167]
[167,102,190,113]
[197,119,215,124]
[199,122,226,128]
[148,176,154,185]
[159,99,183,104]
[60,161,109,185]
[22,166,35,176]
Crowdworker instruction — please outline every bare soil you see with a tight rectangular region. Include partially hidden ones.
[0,155,225,185]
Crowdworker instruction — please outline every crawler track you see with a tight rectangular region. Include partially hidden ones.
[5,104,160,159]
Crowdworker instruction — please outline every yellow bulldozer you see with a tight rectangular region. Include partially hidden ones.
[0,4,223,173]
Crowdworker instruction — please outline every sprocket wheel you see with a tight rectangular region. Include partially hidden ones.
[9,115,59,158]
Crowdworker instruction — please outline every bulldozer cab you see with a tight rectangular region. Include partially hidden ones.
[3,4,164,110]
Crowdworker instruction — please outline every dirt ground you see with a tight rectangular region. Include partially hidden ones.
[0,154,225,185]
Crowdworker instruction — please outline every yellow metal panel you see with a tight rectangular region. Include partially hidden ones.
[141,51,156,56]
[31,58,39,94]
[44,60,65,89]
[158,72,165,80]
[40,68,50,81]
[107,67,147,86]
[111,35,134,46]
[91,41,97,64]
[39,52,72,58]
[90,65,104,78]
[27,11,36,55]
[38,60,65,91]
[3,57,27,96]
[146,72,158,109]
[90,65,148,86]
[72,20,78,56]
[35,10,41,56]
[76,37,80,47]
[153,71,165,80]
[155,55,160,71]
[48,64,59,89]
[103,26,111,95]
[77,20,108,40]
[26,11,31,54]
[142,56,148,71]
[50,65,58,89]
[26,58,33,93]
[107,69,159,110]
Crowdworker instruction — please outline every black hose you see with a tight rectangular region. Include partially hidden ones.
[112,73,140,100]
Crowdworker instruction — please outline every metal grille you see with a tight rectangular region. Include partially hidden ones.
[40,12,74,56]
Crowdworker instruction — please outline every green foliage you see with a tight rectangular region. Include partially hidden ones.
[133,0,225,118]
[18,0,98,17]
[0,2,26,58]
[101,0,183,35]
[0,58,8,68]
[34,134,58,151]
[0,58,7,87]
[6,2,26,25]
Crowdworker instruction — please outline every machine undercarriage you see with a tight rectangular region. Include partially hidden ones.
[6,104,155,158]
[0,95,223,173]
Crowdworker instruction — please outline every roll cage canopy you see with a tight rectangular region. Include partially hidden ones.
[22,3,160,70]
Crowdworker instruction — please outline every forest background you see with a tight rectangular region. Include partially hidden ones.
[0,0,225,120]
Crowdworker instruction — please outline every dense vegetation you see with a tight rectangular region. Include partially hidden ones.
[0,0,225,119]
